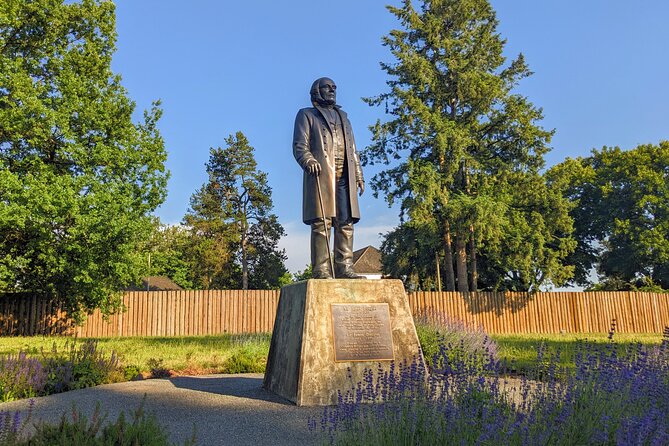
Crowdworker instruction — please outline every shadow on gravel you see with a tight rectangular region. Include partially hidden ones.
[169,375,294,405]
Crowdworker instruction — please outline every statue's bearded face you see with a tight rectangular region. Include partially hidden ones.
[318,78,337,105]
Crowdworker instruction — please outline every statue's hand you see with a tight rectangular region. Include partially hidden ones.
[357,180,365,196]
[306,159,321,176]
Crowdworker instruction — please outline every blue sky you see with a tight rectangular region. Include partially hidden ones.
[111,1,669,274]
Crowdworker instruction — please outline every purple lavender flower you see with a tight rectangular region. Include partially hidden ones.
[314,331,669,446]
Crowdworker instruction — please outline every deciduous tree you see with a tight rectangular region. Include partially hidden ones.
[549,142,669,289]
[139,220,195,290]
[0,0,168,318]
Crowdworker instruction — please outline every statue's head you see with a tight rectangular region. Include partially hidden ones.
[310,77,337,107]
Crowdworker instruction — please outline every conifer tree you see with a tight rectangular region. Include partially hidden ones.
[184,132,287,290]
[364,0,574,291]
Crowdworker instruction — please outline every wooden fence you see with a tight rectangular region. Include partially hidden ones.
[408,291,669,334]
[1,290,668,337]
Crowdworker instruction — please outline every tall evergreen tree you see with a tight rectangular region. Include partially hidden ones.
[364,0,574,291]
[184,132,287,289]
[0,0,168,318]
[183,178,237,289]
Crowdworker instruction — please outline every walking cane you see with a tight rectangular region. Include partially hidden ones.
[315,175,336,278]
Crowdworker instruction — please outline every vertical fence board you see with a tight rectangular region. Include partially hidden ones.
[270,290,278,330]
[206,291,213,334]
[156,292,163,336]
[250,290,256,332]
[213,290,220,334]
[262,290,268,332]
[201,290,207,335]
[163,291,170,336]
[221,290,227,334]
[133,292,140,337]
[531,293,541,333]
[222,290,229,333]
[166,292,173,337]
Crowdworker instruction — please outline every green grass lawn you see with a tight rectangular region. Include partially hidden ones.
[491,332,664,375]
[0,333,271,375]
[0,331,662,377]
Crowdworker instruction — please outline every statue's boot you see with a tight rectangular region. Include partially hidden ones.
[334,222,363,279]
[311,220,333,279]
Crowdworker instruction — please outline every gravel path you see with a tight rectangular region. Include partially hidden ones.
[0,374,324,446]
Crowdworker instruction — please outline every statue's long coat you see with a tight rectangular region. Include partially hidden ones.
[293,105,364,225]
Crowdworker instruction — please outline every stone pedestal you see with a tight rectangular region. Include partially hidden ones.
[263,279,425,406]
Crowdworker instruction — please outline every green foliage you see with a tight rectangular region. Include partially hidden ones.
[365,0,574,291]
[122,364,141,381]
[321,333,669,445]
[380,222,440,291]
[138,220,196,289]
[0,334,273,378]
[221,333,269,373]
[491,332,664,376]
[21,401,194,446]
[184,132,288,289]
[277,271,293,287]
[245,215,290,290]
[0,0,168,318]
[66,340,122,389]
[293,264,313,282]
[0,403,32,445]
[146,358,171,379]
[549,142,669,289]
[223,350,265,374]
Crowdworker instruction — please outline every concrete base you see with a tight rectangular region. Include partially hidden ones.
[263,279,425,406]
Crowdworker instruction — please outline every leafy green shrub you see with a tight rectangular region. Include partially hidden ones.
[223,349,266,373]
[123,365,142,381]
[219,334,269,373]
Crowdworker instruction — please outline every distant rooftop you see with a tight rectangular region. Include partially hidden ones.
[127,276,183,291]
[352,246,382,275]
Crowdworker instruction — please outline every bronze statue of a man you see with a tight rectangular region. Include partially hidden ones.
[293,77,365,279]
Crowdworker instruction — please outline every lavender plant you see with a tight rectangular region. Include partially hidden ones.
[0,340,124,402]
[315,327,669,445]
[415,311,499,374]
[66,339,122,389]
[0,400,32,445]
[0,352,47,401]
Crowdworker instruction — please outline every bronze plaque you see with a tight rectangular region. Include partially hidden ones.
[330,303,394,362]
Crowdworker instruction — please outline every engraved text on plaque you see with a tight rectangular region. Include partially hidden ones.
[330,303,394,362]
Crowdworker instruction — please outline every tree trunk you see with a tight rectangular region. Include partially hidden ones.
[442,221,456,291]
[435,252,442,292]
[469,226,478,291]
[455,234,469,293]
[241,232,248,290]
